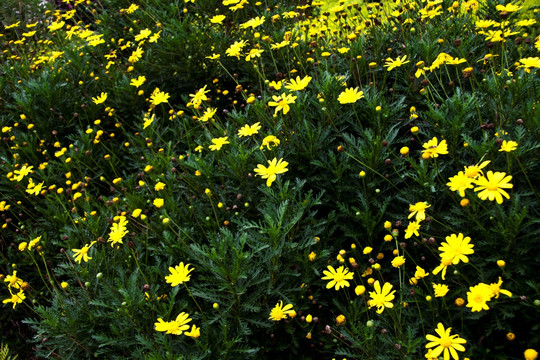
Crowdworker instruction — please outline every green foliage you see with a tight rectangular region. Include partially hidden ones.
[1,0,539,358]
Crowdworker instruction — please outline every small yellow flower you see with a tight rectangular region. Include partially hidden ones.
[499,140,518,152]
[92,92,108,104]
[153,198,164,208]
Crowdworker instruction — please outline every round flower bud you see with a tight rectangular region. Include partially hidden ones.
[460,198,470,207]
[400,147,409,156]
[497,260,506,268]
[213,303,219,310]
[366,320,374,327]
[61,281,68,289]
[336,314,346,325]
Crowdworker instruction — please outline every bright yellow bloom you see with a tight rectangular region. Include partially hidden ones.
[260,135,280,150]
[268,93,297,115]
[391,256,406,268]
[425,323,466,360]
[474,171,513,204]
[404,220,421,239]
[150,89,170,105]
[208,136,230,151]
[92,92,108,104]
[4,271,23,289]
[165,262,194,287]
[108,216,128,247]
[185,324,200,338]
[254,158,289,187]
[269,300,294,321]
[495,3,521,12]
[48,21,65,31]
[466,283,493,312]
[189,85,210,108]
[153,198,164,208]
[422,137,448,158]
[226,40,248,58]
[130,76,146,88]
[155,182,166,191]
[408,202,430,221]
[154,312,192,335]
[463,160,490,179]
[438,233,474,265]
[199,107,217,122]
[72,241,97,264]
[368,280,395,314]
[238,122,261,137]
[210,15,226,24]
[489,277,512,298]
[433,283,449,297]
[337,87,364,104]
[384,55,410,71]
[322,265,354,290]
[524,349,539,360]
[28,236,41,251]
[13,165,34,182]
[284,75,312,91]
[447,171,474,197]
[3,289,26,309]
[432,257,453,280]
[499,140,518,152]
[240,16,265,29]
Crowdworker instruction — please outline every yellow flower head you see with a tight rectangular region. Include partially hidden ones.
[254,158,289,187]
[269,300,294,321]
[474,171,513,204]
[337,87,364,104]
[425,323,466,360]
[368,280,395,313]
[321,265,354,290]
[165,262,194,287]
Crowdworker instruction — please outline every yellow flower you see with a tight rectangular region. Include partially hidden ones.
[92,92,108,104]
[308,252,316,261]
[447,171,474,197]
[391,256,405,268]
[524,349,539,360]
[153,198,165,208]
[210,15,226,24]
[466,283,493,312]
[155,182,166,191]
[355,285,366,295]
[269,300,294,321]
[438,233,474,265]
[72,241,97,264]
[321,265,354,290]
[384,55,410,71]
[3,289,26,309]
[421,137,448,158]
[404,220,421,239]
[499,140,518,152]
[425,323,466,360]
[408,202,430,221]
[165,262,194,287]
[260,135,280,150]
[150,88,170,105]
[130,76,146,88]
[337,87,364,104]
[432,257,453,280]
[226,40,248,58]
[185,324,200,338]
[463,160,490,179]
[154,312,192,335]
[4,271,23,289]
[254,158,289,187]
[268,93,297,115]
[368,280,396,314]
[489,277,512,298]
[208,136,230,151]
[474,171,513,204]
[48,21,65,31]
[189,85,210,108]
[199,107,217,122]
[414,266,429,279]
[284,75,312,91]
[433,283,449,297]
[238,122,261,137]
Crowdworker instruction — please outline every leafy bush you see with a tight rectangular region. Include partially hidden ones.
[1,0,539,359]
